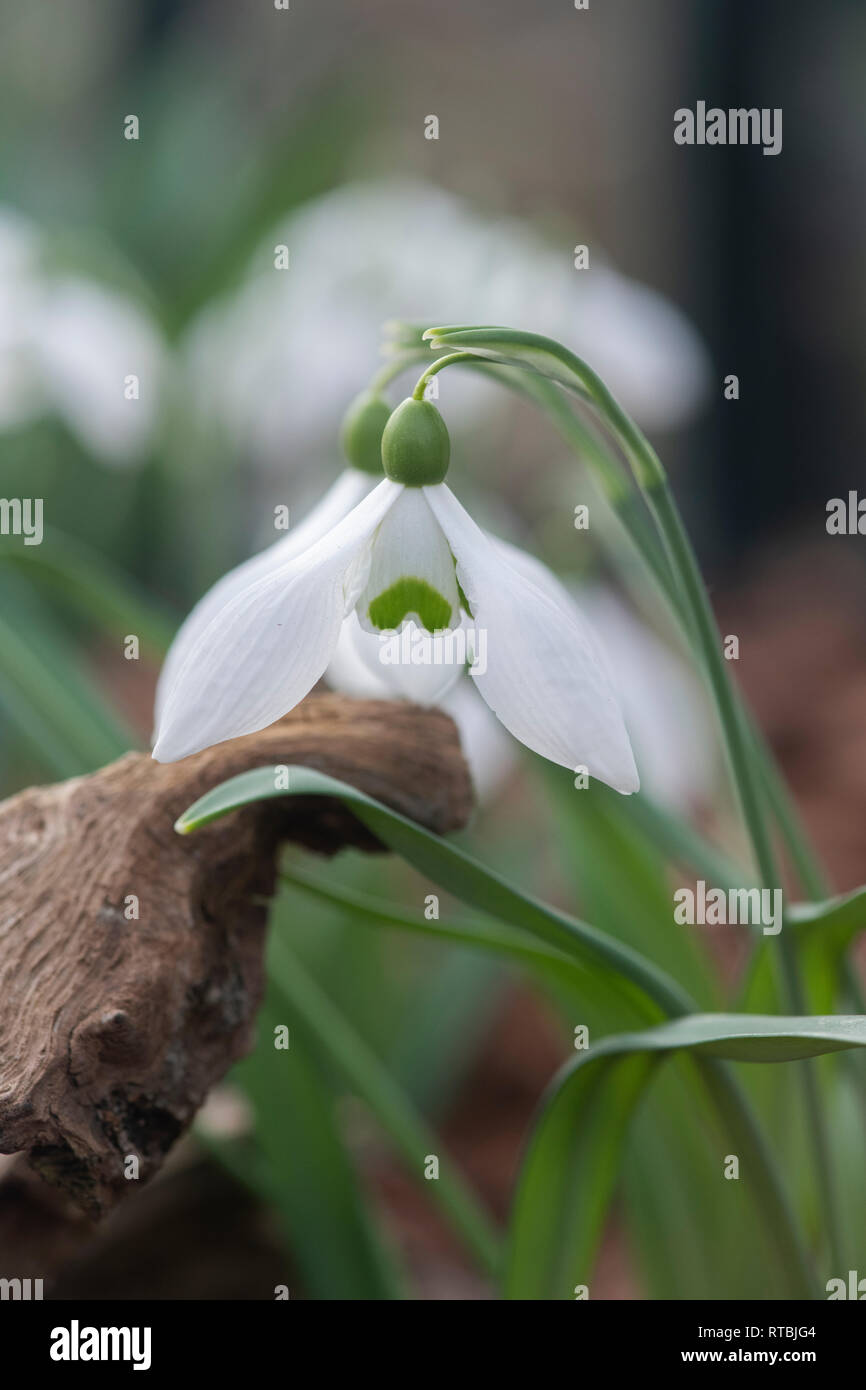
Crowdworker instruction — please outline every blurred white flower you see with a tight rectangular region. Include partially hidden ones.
[183,179,710,477]
[0,207,166,465]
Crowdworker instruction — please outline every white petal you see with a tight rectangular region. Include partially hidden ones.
[376,621,468,703]
[355,487,461,634]
[152,480,401,761]
[490,546,714,806]
[490,535,616,683]
[440,681,517,802]
[154,468,373,726]
[328,612,465,705]
[326,615,392,699]
[424,485,639,794]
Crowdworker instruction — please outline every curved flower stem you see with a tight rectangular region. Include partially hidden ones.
[545,340,844,1277]
[411,352,486,401]
[382,339,834,926]
[448,353,839,908]
[561,344,845,1278]
[420,330,843,1283]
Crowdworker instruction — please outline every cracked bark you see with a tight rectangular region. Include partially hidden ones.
[0,694,472,1270]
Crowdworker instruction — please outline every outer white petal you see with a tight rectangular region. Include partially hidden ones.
[424,485,639,794]
[152,480,401,761]
[328,612,465,705]
[492,547,715,808]
[154,468,373,725]
[490,535,615,678]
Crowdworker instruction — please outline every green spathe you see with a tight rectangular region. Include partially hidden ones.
[381,397,450,486]
[340,390,392,474]
[367,577,452,632]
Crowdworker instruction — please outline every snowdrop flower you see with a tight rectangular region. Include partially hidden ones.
[183,179,709,478]
[153,397,639,794]
[0,207,165,465]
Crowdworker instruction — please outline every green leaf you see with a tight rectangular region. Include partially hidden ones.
[741,887,866,1017]
[506,1013,866,1300]
[0,528,176,655]
[265,931,501,1277]
[280,865,589,988]
[541,769,720,1007]
[508,1050,656,1302]
[534,763,813,1297]
[423,325,664,490]
[583,1012,866,1062]
[234,1004,404,1301]
[178,767,819,1298]
[176,764,693,1021]
[788,885,866,934]
[424,325,594,398]
[0,573,134,773]
[278,864,659,1104]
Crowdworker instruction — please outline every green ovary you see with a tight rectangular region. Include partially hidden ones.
[367,578,453,632]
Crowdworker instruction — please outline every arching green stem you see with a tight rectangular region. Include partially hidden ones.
[411,352,484,401]
[421,325,845,1280]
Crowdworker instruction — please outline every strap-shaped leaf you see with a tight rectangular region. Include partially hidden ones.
[234,1002,405,1300]
[177,764,693,1019]
[788,885,866,934]
[506,1013,866,1299]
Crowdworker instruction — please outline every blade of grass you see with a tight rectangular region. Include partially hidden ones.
[0,529,176,655]
[266,928,501,1278]
[507,1014,866,1300]
[235,1004,405,1300]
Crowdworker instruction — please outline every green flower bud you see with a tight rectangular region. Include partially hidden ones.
[340,391,392,474]
[381,397,450,487]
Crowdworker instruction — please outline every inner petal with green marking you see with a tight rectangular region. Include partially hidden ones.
[368,577,454,631]
[356,487,462,633]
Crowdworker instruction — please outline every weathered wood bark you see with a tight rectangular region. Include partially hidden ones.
[0,695,472,1225]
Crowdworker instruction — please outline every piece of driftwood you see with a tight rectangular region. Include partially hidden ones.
[0,695,472,1228]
